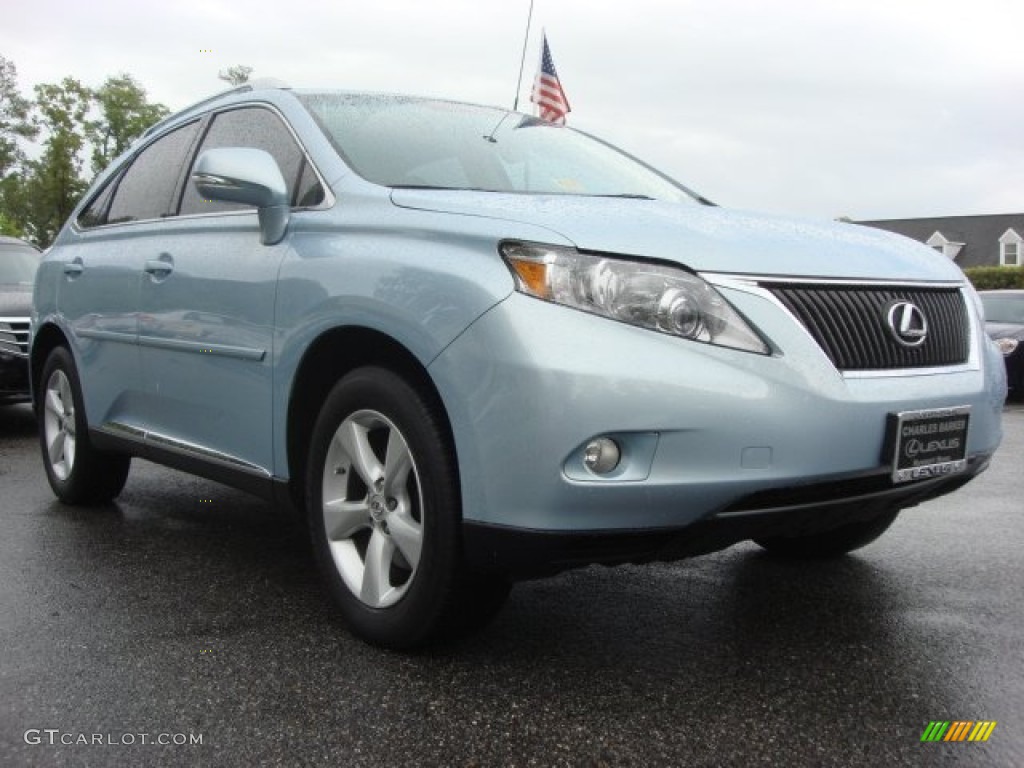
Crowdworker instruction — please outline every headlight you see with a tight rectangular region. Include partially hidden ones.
[995,337,1019,356]
[500,242,770,354]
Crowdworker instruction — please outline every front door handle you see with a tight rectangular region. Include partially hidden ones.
[144,254,174,279]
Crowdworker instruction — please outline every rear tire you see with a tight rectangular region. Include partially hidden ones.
[306,366,508,649]
[37,346,130,504]
[754,509,900,559]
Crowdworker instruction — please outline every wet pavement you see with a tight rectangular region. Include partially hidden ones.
[1,402,1022,767]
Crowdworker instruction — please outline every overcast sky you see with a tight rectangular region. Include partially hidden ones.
[4,0,1022,221]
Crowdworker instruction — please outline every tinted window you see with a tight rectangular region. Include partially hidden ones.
[295,158,326,207]
[106,121,200,225]
[77,171,121,229]
[180,107,317,215]
[0,243,40,284]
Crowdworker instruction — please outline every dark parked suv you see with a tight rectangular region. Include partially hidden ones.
[979,290,1024,399]
[0,236,40,404]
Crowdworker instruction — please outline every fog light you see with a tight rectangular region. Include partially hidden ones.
[995,337,1018,356]
[583,438,621,474]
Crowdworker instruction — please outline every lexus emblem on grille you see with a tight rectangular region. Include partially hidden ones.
[886,301,928,347]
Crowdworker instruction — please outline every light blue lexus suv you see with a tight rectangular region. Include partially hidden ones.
[32,82,1006,647]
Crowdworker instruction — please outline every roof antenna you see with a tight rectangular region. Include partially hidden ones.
[483,112,514,144]
[484,1,534,144]
[512,0,535,112]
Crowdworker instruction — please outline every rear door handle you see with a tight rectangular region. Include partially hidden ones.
[63,258,83,277]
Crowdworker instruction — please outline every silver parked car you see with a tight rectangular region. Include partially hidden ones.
[32,83,1006,647]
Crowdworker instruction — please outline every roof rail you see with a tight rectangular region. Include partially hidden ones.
[247,77,291,90]
[141,79,291,139]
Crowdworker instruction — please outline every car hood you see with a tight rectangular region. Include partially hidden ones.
[0,286,33,316]
[391,190,964,282]
[984,322,1024,340]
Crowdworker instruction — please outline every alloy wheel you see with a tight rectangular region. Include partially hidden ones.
[43,369,76,481]
[320,409,424,608]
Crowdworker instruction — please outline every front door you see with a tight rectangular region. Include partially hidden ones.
[136,215,284,474]
[135,104,316,476]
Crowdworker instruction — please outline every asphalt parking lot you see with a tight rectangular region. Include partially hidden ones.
[1,402,1022,768]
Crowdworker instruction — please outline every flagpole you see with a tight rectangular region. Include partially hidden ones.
[512,0,535,111]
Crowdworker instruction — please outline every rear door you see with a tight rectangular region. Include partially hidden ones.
[58,121,201,427]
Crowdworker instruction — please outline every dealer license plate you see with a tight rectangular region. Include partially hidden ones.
[887,406,970,484]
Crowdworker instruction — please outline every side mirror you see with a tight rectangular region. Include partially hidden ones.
[191,148,290,245]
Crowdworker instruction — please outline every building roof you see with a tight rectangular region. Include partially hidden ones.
[856,213,1024,269]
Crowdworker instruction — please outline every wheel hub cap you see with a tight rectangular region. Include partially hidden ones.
[369,494,387,523]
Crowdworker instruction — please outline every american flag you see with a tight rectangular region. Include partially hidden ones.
[530,33,571,124]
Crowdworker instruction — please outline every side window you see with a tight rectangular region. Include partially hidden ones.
[77,170,122,229]
[295,158,326,208]
[105,121,201,225]
[179,107,322,215]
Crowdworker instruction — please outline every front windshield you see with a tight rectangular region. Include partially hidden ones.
[981,295,1024,324]
[298,93,697,202]
[0,244,40,285]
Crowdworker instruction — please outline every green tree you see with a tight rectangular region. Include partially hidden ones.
[0,180,30,238]
[0,56,38,237]
[85,74,169,175]
[1,63,171,245]
[0,55,37,177]
[218,65,253,86]
[21,78,92,245]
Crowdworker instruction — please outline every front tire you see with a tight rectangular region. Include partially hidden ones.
[754,508,900,559]
[306,367,508,649]
[37,346,130,504]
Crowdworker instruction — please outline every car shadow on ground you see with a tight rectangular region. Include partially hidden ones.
[0,402,36,438]
[33,474,911,664]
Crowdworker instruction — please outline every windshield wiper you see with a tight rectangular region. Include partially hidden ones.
[390,184,445,190]
[587,193,655,200]
[390,184,491,192]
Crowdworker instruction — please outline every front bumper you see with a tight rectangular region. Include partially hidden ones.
[0,352,30,403]
[463,454,990,576]
[428,286,1004,551]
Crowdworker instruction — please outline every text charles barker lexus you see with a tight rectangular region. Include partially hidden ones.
[31,83,1006,648]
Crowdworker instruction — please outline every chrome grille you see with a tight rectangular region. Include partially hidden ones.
[0,318,30,357]
[765,284,969,371]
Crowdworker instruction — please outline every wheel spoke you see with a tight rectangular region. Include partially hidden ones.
[48,430,66,466]
[361,528,395,606]
[383,430,412,496]
[64,433,76,470]
[323,498,370,541]
[45,388,64,418]
[58,374,73,411]
[388,510,422,570]
[336,419,383,487]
